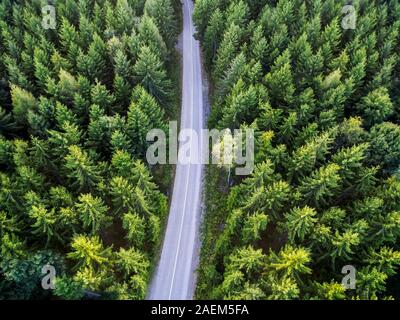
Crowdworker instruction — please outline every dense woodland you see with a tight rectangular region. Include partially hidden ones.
[0,0,180,299]
[1,0,400,301]
[194,0,400,299]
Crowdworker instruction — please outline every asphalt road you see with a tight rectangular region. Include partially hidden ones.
[147,0,204,300]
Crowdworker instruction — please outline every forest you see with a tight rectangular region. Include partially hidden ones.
[0,0,180,299]
[194,0,400,299]
[1,0,400,302]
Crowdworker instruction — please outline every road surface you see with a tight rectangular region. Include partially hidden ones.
[148,0,204,300]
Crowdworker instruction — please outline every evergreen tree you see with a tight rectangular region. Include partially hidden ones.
[144,0,178,49]
[133,46,171,105]
[267,245,312,280]
[203,9,224,66]
[64,145,102,193]
[116,247,150,279]
[67,234,111,270]
[28,204,58,245]
[75,194,111,234]
[122,212,146,247]
[357,87,393,127]
[369,122,400,172]
[241,212,268,244]
[283,206,317,243]
[10,85,37,125]
[264,50,295,106]
[138,15,168,60]
[298,163,342,208]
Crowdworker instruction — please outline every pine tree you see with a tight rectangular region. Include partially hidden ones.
[267,245,312,280]
[33,47,52,92]
[369,122,400,172]
[213,23,243,84]
[0,211,19,237]
[3,55,33,91]
[249,25,268,67]
[290,33,323,87]
[357,87,393,127]
[10,85,37,125]
[356,266,387,299]
[0,233,26,261]
[73,266,110,291]
[67,234,111,270]
[113,76,131,112]
[328,228,361,265]
[219,81,259,129]
[110,150,135,179]
[288,129,336,180]
[243,181,290,219]
[91,81,115,112]
[216,52,246,101]
[122,212,146,248]
[138,15,167,60]
[313,281,346,300]
[126,102,152,157]
[203,9,224,66]
[28,204,58,245]
[0,107,18,135]
[109,0,135,36]
[77,33,111,84]
[193,0,220,40]
[132,85,167,131]
[226,246,265,276]
[265,274,300,300]
[133,46,172,105]
[332,143,368,185]
[59,17,81,68]
[264,50,295,106]
[48,122,82,160]
[283,206,317,243]
[110,176,134,214]
[298,163,342,208]
[131,160,159,197]
[116,247,150,279]
[113,49,131,82]
[57,69,79,105]
[365,247,400,277]
[110,130,132,153]
[75,194,110,234]
[144,0,178,49]
[64,145,102,193]
[128,274,148,299]
[241,212,268,244]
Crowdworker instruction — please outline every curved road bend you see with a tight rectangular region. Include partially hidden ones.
[148,0,204,300]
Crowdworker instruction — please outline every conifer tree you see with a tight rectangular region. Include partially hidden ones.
[75,194,110,234]
[283,206,317,243]
[144,0,178,49]
[10,85,37,125]
[64,145,102,193]
[133,46,171,105]
[357,87,393,127]
[122,212,146,248]
[67,234,111,270]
